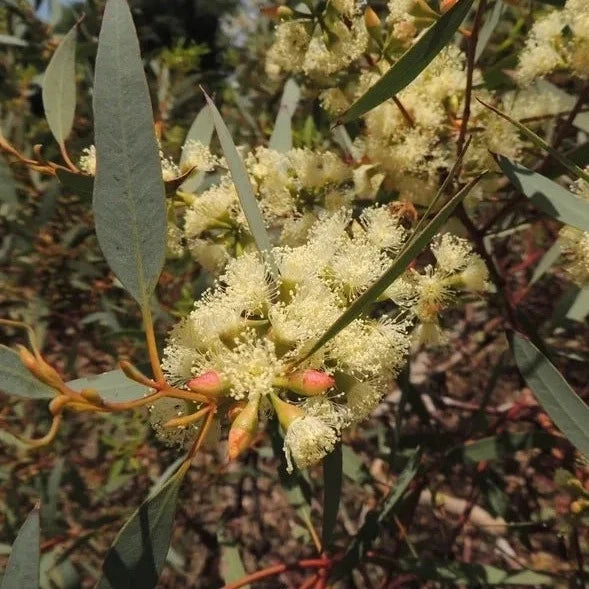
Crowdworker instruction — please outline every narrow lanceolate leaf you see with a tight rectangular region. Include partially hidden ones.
[530,240,561,285]
[180,104,214,192]
[297,174,484,363]
[321,442,342,549]
[203,91,278,278]
[269,78,300,153]
[496,155,589,232]
[395,559,554,586]
[329,449,421,582]
[512,333,589,457]
[218,527,250,588]
[445,432,558,463]
[336,0,474,124]
[67,369,149,402]
[475,0,505,62]
[480,99,589,184]
[93,0,167,307]
[1,506,40,589]
[42,23,77,147]
[96,463,187,589]
[0,346,56,399]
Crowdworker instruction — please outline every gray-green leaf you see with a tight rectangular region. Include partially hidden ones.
[269,78,300,153]
[0,345,56,399]
[67,369,149,402]
[96,463,186,589]
[1,506,40,589]
[42,23,77,147]
[336,0,474,124]
[180,105,214,192]
[496,155,589,232]
[204,91,278,277]
[92,0,167,308]
[512,333,589,458]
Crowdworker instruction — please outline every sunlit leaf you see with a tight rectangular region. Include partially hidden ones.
[481,99,589,184]
[0,345,56,399]
[67,369,149,402]
[512,334,589,457]
[1,506,40,589]
[475,0,505,62]
[0,34,27,47]
[496,155,589,232]
[92,0,167,308]
[180,104,214,192]
[204,90,278,278]
[96,463,187,589]
[530,240,561,285]
[218,527,249,588]
[336,0,474,124]
[42,23,77,147]
[269,78,300,153]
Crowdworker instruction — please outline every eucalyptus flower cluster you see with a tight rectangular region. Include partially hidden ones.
[160,207,489,471]
[516,0,589,84]
[264,0,573,207]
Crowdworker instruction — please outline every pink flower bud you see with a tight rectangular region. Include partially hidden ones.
[227,397,259,461]
[274,370,335,397]
[187,371,227,396]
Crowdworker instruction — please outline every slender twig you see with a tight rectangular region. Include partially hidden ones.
[456,0,488,157]
[392,96,415,128]
[141,304,164,383]
[220,558,330,589]
[59,142,79,173]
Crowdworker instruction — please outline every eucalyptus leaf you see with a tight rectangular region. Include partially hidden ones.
[530,240,561,285]
[204,90,278,277]
[481,99,589,184]
[336,0,474,124]
[0,345,56,399]
[446,432,558,463]
[96,463,187,589]
[269,78,300,153]
[218,528,249,588]
[298,174,483,363]
[321,442,342,549]
[1,506,40,589]
[496,155,589,232]
[0,34,27,47]
[67,369,149,402]
[180,105,214,192]
[512,333,589,457]
[42,23,77,147]
[475,0,504,62]
[395,559,554,586]
[329,449,421,581]
[92,0,167,308]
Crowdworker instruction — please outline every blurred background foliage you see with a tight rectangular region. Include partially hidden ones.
[0,1,588,587]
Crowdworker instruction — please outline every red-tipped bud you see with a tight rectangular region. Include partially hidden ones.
[364,6,381,29]
[187,371,228,397]
[227,401,247,423]
[274,370,335,397]
[440,0,458,13]
[227,397,259,461]
[270,393,305,431]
